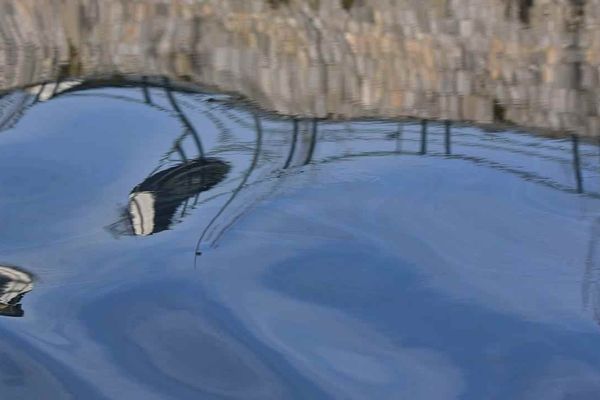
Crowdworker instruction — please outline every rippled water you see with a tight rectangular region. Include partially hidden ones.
[3,1,600,399]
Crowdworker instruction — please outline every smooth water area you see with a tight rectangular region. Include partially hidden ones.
[1,78,600,399]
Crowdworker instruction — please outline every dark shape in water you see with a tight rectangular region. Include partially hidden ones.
[119,158,230,236]
[23,75,236,237]
[0,265,34,318]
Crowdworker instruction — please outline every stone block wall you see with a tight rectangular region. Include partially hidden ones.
[1,0,600,136]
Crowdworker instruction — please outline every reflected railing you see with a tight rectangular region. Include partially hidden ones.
[99,77,232,237]
[191,116,600,251]
[0,74,600,320]
[5,75,598,239]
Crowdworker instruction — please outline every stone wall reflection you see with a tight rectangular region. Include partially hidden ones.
[2,0,600,136]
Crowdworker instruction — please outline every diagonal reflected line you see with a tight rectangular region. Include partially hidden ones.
[208,171,287,249]
[163,77,205,159]
[141,75,151,104]
[194,113,263,260]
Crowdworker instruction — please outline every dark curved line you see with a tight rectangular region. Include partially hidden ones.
[317,149,600,199]
[60,92,173,113]
[283,119,299,169]
[194,113,263,258]
[304,119,318,165]
[163,78,205,158]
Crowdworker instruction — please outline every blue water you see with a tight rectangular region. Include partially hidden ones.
[1,81,600,399]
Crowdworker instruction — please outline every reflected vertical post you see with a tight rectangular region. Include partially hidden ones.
[283,118,299,169]
[304,118,318,165]
[445,120,451,155]
[420,119,428,155]
[33,83,46,103]
[396,122,403,153]
[51,76,64,97]
[572,134,584,193]
[142,76,151,104]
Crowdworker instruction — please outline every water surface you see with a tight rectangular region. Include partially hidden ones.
[2,1,600,399]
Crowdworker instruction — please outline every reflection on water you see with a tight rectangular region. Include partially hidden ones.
[2,1,600,398]
[3,0,600,136]
[104,78,231,236]
[122,157,229,237]
[0,265,33,318]
[1,74,600,398]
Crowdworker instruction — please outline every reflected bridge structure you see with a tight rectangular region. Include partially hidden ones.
[1,75,600,322]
